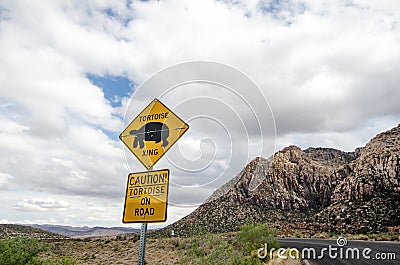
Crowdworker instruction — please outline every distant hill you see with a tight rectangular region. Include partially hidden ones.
[0,224,64,239]
[155,124,400,236]
[28,224,140,238]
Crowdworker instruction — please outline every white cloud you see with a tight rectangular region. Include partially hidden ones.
[0,219,10,224]
[17,218,58,225]
[0,173,13,190]
[16,198,70,212]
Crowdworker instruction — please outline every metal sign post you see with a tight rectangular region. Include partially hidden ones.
[137,165,152,265]
[138,223,147,265]
[123,168,169,265]
[120,98,189,265]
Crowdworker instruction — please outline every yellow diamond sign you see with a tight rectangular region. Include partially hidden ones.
[123,169,170,223]
[119,99,189,169]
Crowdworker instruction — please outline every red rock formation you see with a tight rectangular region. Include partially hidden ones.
[156,125,400,236]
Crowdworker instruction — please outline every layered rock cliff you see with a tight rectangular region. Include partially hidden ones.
[157,125,400,236]
[314,125,400,233]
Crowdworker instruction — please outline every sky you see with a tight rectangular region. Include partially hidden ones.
[0,0,400,228]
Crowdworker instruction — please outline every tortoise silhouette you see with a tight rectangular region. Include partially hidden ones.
[130,122,169,149]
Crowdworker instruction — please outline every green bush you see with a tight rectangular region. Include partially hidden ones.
[0,237,76,265]
[43,255,76,265]
[178,225,281,264]
[231,255,263,265]
[237,223,280,256]
[0,237,42,265]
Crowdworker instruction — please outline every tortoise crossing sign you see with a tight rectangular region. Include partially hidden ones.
[120,99,189,170]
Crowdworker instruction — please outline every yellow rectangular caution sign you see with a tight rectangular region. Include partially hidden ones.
[122,169,169,223]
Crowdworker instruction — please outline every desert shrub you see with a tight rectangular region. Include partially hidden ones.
[179,236,233,265]
[0,237,42,265]
[178,225,281,264]
[170,238,180,248]
[231,255,263,265]
[237,223,280,256]
[42,255,76,265]
[356,234,368,240]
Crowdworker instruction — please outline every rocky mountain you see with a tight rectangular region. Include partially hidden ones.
[156,125,400,236]
[28,224,139,238]
[314,125,400,233]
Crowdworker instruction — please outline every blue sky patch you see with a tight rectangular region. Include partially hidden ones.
[258,0,305,24]
[101,127,120,141]
[87,74,135,108]
[103,7,132,27]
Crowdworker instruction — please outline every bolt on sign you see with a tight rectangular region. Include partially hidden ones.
[119,99,189,170]
[123,169,170,223]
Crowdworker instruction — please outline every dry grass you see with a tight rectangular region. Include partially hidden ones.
[40,232,301,265]
[43,236,180,265]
